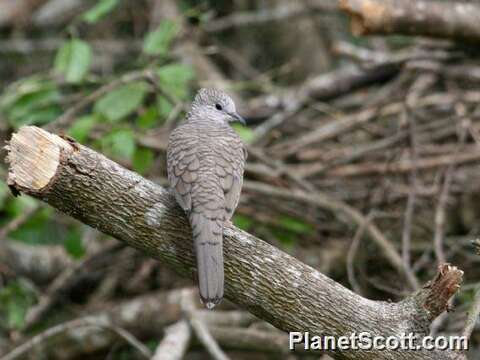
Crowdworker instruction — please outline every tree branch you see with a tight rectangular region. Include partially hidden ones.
[340,0,480,43]
[152,320,191,360]
[0,241,72,284]
[4,126,466,360]
[203,1,337,33]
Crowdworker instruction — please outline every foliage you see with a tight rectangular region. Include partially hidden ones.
[133,147,155,174]
[68,115,98,142]
[233,214,254,231]
[0,76,61,128]
[82,0,121,24]
[156,64,194,99]
[232,123,254,144]
[94,81,149,122]
[0,11,197,280]
[279,215,314,235]
[0,280,36,330]
[54,39,92,84]
[0,181,9,209]
[100,128,136,160]
[64,227,86,259]
[136,106,159,129]
[143,20,180,56]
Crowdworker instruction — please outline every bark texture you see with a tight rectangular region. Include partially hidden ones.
[340,0,480,43]
[5,126,466,360]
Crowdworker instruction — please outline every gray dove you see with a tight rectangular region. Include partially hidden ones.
[167,88,246,309]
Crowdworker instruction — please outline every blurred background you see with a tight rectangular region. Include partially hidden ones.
[0,0,480,359]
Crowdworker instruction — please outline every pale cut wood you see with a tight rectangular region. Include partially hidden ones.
[7,127,73,191]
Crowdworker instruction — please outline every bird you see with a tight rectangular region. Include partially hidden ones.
[166,88,247,309]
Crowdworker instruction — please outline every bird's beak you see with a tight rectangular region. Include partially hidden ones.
[229,112,246,125]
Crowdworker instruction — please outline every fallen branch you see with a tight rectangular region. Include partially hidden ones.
[324,148,480,178]
[0,241,72,284]
[340,0,480,43]
[204,1,337,33]
[0,38,141,55]
[248,64,396,124]
[1,288,190,358]
[22,241,123,331]
[152,320,191,360]
[243,180,419,289]
[0,316,152,360]
[2,287,282,359]
[5,126,466,360]
[462,287,480,340]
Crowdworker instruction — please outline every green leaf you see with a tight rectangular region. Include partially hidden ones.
[9,207,61,246]
[0,280,35,330]
[279,216,314,235]
[68,115,97,142]
[5,196,38,219]
[156,63,194,99]
[132,147,154,174]
[101,129,136,160]
[0,182,9,209]
[271,228,296,249]
[156,96,173,119]
[136,106,159,129]
[1,77,38,107]
[143,20,179,56]
[1,77,61,128]
[94,82,149,122]
[146,340,160,352]
[82,0,120,24]
[233,214,253,231]
[54,39,92,84]
[232,123,254,144]
[16,107,60,127]
[155,63,194,120]
[64,228,85,259]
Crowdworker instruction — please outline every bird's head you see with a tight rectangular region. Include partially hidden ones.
[191,88,245,125]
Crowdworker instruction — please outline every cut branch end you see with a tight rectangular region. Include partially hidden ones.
[422,264,463,320]
[6,126,73,194]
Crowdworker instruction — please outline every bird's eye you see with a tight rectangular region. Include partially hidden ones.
[215,103,223,111]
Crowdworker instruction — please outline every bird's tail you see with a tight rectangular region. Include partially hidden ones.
[190,213,224,309]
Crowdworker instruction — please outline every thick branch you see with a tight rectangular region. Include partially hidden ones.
[340,0,480,43]
[5,126,465,360]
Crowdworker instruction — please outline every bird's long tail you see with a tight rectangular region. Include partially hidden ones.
[190,213,224,309]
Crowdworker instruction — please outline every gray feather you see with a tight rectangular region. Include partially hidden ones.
[191,213,224,307]
[166,88,246,309]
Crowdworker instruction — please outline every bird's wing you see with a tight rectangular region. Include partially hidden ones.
[215,137,246,220]
[167,127,199,212]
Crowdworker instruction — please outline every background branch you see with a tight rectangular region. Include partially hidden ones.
[340,0,480,42]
